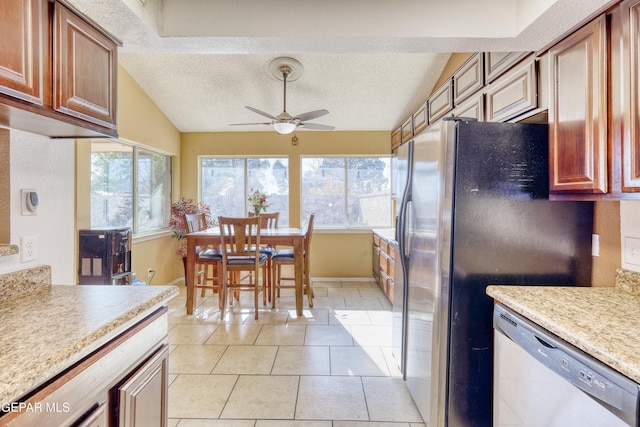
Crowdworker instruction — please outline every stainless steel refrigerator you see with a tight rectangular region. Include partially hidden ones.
[392,119,593,427]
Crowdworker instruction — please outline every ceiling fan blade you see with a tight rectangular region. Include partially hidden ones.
[245,106,278,120]
[229,122,271,126]
[294,109,329,122]
[299,122,335,130]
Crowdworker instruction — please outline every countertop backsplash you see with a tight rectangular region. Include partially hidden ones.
[0,265,51,300]
[615,268,640,295]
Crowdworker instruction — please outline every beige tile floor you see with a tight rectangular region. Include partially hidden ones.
[166,271,426,427]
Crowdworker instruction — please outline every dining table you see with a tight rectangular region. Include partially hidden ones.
[185,226,307,316]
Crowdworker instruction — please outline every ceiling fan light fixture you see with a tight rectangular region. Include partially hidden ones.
[273,122,297,134]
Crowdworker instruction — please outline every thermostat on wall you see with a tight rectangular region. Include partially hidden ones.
[21,189,38,216]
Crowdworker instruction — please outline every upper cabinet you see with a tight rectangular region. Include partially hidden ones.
[548,2,640,200]
[0,0,120,139]
[0,0,44,106]
[485,55,537,123]
[620,0,640,193]
[453,53,484,105]
[427,79,454,123]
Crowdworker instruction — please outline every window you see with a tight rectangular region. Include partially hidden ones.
[301,156,392,228]
[200,157,289,225]
[90,140,172,234]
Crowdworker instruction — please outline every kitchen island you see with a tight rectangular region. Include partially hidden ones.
[486,269,640,384]
[0,281,178,425]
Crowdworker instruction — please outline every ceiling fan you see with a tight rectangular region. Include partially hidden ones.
[230,58,335,134]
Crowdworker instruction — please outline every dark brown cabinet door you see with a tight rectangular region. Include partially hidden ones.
[622,0,640,192]
[549,16,608,194]
[118,345,169,427]
[0,0,44,105]
[54,2,117,130]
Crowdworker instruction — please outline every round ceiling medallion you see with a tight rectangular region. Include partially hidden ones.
[267,57,303,81]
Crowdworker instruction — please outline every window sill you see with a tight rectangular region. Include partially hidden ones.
[132,229,172,244]
[314,228,383,234]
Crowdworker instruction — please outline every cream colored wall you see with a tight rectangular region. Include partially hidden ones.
[180,131,390,278]
[75,65,182,285]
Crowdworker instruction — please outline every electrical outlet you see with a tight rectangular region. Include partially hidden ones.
[20,236,37,263]
[624,237,640,266]
[147,268,154,278]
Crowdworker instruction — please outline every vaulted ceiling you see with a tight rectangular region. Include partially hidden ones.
[66,0,616,133]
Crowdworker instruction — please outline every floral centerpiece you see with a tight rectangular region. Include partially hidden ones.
[169,197,214,258]
[248,189,269,216]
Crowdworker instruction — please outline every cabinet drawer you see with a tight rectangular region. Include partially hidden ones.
[373,234,380,247]
[387,259,395,280]
[379,251,389,273]
[388,244,396,261]
[485,57,537,122]
[379,239,389,254]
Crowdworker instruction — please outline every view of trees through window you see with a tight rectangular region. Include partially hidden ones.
[90,141,172,234]
[200,157,289,225]
[301,157,391,227]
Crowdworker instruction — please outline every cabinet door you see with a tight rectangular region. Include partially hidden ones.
[485,57,536,122]
[118,345,169,427]
[623,0,640,191]
[53,2,117,129]
[451,92,485,121]
[428,80,454,123]
[401,117,413,143]
[391,127,401,152]
[549,17,608,194]
[485,52,531,83]
[412,102,428,135]
[0,0,43,105]
[454,53,484,105]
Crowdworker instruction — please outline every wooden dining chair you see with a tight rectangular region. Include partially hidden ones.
[183,213,222,298]
[248,211,279,303]
[270,213,315,308]
[218,216,269,320]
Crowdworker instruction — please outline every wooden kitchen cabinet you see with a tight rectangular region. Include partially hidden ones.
[0,0,119,138]
[620,0,640,192]
[0,0,45,105]
[372,230,396,303]
[53,1,118,130]
[453,53,484,105]
[485,55,537,123]
[485,52,531,83]
[412,102,428,135]
[401,117,413,144]
[428,79,454,123]
[450,92,485,121]
[391,127,401,152]
[548,15,608,195]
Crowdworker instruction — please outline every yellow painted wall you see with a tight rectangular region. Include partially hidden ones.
[180,130,390,278]
[75,65,182,285]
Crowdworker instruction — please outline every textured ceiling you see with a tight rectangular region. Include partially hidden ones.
[65,0,617,133]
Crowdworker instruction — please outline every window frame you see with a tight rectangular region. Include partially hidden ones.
[89,139,173,238]
[198,155,290,225]
[300,154,393,229]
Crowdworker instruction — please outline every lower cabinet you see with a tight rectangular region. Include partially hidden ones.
[2,308,169,427]
[372,231,396,303]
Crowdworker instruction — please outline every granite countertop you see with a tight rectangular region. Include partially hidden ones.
[0,284,179,406]
[487,272,640,384]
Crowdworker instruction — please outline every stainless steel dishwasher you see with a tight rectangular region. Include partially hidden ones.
[493,303,639,427]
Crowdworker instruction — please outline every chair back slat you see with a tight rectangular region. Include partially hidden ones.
[218,216,261,258]
[303,213,315,252]
[248,211,280,228]
[184,212,207,233]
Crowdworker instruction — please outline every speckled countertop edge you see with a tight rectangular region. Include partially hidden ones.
[0,245,18,257]
[487,281,640,384]
[0,285,179,406]
[371,228,397,244]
